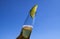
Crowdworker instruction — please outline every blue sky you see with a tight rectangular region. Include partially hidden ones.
[0,0,60,39]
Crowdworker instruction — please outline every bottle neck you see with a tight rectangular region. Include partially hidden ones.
[21,28,31,39]
[17,28,32,39]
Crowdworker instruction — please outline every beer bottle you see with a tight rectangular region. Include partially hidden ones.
[16,4,38,39]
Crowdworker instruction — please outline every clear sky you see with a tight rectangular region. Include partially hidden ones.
[0,0,60,39]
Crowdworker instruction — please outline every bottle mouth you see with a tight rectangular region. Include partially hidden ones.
[23,25,33,30]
